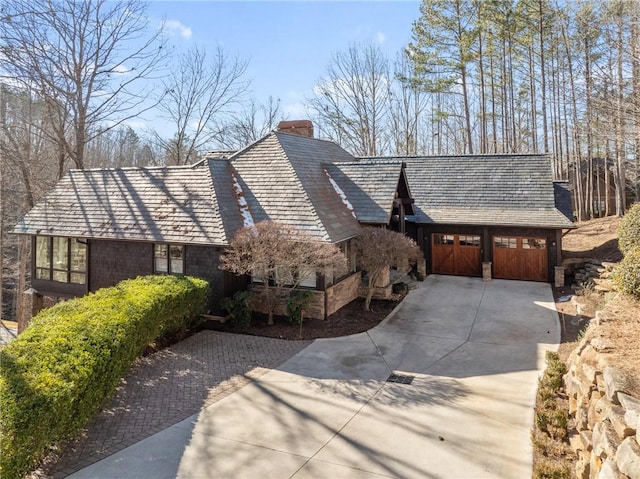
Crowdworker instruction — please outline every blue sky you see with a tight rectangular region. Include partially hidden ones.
[145,1,421,131]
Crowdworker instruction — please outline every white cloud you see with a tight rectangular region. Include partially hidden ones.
[376,32,386,45]
[112,64,130,74]
[283,102,308,120]
[165,19,192,40]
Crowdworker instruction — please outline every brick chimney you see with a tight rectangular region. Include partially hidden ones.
[277,120,314,138]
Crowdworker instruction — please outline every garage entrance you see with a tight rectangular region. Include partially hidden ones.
[493,236,548,281]
[432,233,482,277]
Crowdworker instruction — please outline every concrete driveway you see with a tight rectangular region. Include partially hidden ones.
[69,275,560,479]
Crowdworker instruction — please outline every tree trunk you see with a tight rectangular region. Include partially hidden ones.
[460,65,473,154]
[585,37,594,219]
[364,275,375,312]
[478,32,488,154]
[633,11,640,202]
[539,0,549,153]
[615,11,627,216]
[263,284,274,325]
[528,46,538,153]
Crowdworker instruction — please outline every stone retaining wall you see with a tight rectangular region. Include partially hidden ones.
[564,327,640,478]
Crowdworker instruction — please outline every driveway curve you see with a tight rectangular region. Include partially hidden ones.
[69,275,560,479]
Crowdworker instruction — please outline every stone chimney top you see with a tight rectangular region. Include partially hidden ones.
[277,120,314,138]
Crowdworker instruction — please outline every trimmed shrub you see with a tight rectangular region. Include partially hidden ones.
[613,246,640,298]
[220,290,253,328]
[286,290,314,325]
[0,275,209,479]
[618,203,640,255]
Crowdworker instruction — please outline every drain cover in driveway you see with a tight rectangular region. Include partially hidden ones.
[387,373,415,385]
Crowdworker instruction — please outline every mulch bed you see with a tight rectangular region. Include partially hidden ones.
[201,297,402,340]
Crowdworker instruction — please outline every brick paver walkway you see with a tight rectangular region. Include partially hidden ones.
[37,331,311,478]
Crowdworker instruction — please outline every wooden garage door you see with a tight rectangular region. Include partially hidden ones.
[432,234,482,277]
[493,236,547,281]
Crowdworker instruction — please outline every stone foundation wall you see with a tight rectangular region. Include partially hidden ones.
[564,327,640,479]
[249,285,325,319]
[326,272,361,316]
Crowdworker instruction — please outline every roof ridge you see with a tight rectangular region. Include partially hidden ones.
[69,164,196,173]
[362,153,550,160]
[273,130,343,148]
[277,136,332,242]
[228,132,274,162]
[203,159,226,240]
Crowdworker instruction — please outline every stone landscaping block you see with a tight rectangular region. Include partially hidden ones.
[581,430,594,451]
[595,396,613,424]
[597,458,625,479]
[589,391,605,429]
[582,362,600,384]
[576,455,590,479]
[593,338,615,353]
[593,422,620,459]
[566,371,578,397]
[604,367,631,404]
[572,432,586,453]
[591,454,603,479]
[616,437,640,479]
[609,406,635,439]
[577,399,590,431]
[570,394,579,416]
[625,410,639,432]
[577,366,596,396]
[619,393,640,416]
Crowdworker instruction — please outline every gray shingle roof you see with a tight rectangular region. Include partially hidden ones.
[13,163,237,245]
[553,181,574,222]
[366,154,574,229]
[325,160,404,224]
[15,136,573,247]
[228,132,361,243]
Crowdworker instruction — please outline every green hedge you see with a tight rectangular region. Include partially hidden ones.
[614,246,640,298]
[619,203,640,255]
[0,275,209,479]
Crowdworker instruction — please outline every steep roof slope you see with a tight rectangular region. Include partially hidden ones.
[325,160,406,224]
[229,132,361,242]
[367,154,574,228]
[13,162,238,245]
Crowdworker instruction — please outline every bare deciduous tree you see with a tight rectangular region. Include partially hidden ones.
[158,45,248,165]
[219,221,347,325]
[354,227,420,312]
[0,0,167,172]
[309,43,390,156]
[214,96,283,150]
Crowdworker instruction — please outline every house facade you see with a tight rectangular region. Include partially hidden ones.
[13,122,574,323]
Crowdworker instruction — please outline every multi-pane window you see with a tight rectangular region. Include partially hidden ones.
[154,244,184,274]
[434,234,455,245]
[459,235,481,247]
[494,237,517,249]
[35,236,86,284]
[523,238,546,250]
